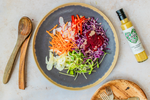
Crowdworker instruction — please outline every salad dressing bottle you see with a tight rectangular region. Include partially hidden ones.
[116,8,148,62]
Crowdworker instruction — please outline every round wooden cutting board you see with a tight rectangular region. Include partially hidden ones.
[91,79,147,100]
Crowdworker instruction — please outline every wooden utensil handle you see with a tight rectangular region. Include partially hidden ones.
[19,34,31,90]
[3,39,23,84]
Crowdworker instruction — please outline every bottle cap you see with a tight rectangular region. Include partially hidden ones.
[116,8,127,21]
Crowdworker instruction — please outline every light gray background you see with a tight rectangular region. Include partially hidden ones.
[0,0,150,100]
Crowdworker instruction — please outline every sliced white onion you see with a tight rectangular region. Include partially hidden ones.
[68,22,71,27]
[53,29,56,35]
[59,17,65,27]
[57,57,66,64]
[55,64,65,71]
[56,27,62,32]
[46,51,54,70]
[46,63,53,71]
[45,56,48,64]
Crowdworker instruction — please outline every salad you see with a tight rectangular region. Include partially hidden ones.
[45,15,109,80]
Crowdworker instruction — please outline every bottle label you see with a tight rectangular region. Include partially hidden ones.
[123,26,144,54]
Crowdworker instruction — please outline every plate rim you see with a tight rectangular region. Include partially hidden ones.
[32,2,119,90]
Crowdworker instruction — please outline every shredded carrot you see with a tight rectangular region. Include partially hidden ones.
[49,24,58,32]
[46,31,52,36]
[46,31,77,55]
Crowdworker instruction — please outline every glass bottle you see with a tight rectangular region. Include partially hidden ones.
[116,8,148,62]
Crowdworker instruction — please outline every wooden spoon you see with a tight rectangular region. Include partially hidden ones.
[19,27,32,90]
[3,17,32,84]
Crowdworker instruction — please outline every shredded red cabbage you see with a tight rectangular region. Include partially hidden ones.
[75,17,109,61]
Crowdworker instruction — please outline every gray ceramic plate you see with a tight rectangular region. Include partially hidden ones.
[33,3,119,90]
